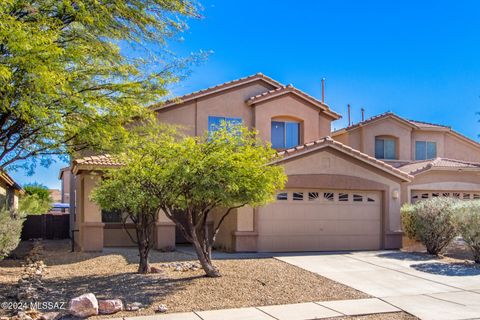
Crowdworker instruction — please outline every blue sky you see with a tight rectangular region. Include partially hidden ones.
[10,0,480,189]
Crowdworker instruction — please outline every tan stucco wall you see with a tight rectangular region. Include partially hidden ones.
[362,119,413,160]
[411,130,446,159]
[61,170,71,204]
[444,134,480,162]
[195,83,272,133]
[156,102,196,136]
[254,94,331,145]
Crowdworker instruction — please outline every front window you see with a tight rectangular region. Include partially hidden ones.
[208,116,242,133]
[375,137,397,159]
[271,121,300,149]
[415,141,437,160]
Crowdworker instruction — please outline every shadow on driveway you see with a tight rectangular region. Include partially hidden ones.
[411,262,480,276]
[376,251,438,262]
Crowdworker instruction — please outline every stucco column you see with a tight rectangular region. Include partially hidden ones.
[155,210,176,250]
[233,206,258,252]
[384,186,403,249]
[79,173,105,251]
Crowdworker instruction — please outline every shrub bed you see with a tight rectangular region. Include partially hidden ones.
[401,197,457,255]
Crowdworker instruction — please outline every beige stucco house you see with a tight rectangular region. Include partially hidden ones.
[0,171,23,211]
[64,73,480,253]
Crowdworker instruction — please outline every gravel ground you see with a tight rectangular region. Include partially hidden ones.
[0,240,369,319]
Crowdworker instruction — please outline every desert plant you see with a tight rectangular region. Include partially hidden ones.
[409,197,458,255]
[454,200,480,263]
[401,203,417,240]
[0,209,25,260]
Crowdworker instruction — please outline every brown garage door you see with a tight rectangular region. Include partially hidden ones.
[411,190,480,203]
[257,189,382,252]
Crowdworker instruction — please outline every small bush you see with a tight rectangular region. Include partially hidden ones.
[454,200,480,263]
[0,210,24,260]
[406,197,457,255]
[401,203,417,240]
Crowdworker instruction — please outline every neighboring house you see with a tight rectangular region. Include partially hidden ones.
[332,112,480,204]
[66,73,479,253]
[0,171,23,211]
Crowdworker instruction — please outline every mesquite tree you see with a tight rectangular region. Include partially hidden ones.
[0,0,203,172]
[138,125,286,277]
[91,159,162,274]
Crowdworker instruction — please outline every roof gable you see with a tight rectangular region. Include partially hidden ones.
[247,85,341,120]
[272,136,412,181]
[151,73,283,111]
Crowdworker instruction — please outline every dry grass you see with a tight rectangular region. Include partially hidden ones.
[0,240,370,319]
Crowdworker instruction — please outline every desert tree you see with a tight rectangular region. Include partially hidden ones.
[0,0,205,172]
[136,125,286,277]
[90,126,177,273]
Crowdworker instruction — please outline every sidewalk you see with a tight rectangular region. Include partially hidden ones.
[118,298,401,320]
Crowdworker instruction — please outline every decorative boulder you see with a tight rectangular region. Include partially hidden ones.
[98,299,123,314]
[68,293,98,318]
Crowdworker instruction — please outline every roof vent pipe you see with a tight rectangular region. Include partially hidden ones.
[361,108,365,122]
[321,78,325,103]
[347,104,351,126]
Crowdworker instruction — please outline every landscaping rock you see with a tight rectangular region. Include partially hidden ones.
[149,266,164,274]
[98,299,123,314]
[156,304,168,313]
[38,312,61,320]
[125,302,143,311]
[68,293,98,318]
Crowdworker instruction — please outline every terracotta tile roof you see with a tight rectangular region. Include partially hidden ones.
[72,154,123,173]
[273,136,412,181]
[407,120,450,129]
[398,158,480,175]
[332,112,453,135]
[150,73,283,110]
[247,84,341,119]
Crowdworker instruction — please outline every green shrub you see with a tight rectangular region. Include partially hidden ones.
[401,203,417,239]
[0,210,25,260]
[407,197,458,255]
[454,200,480,263]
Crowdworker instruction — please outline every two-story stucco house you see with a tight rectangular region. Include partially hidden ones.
[66,73,480,253]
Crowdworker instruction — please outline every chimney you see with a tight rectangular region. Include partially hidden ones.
[361,108,365,122]
[347,104,351,126]
[321,78,325,103]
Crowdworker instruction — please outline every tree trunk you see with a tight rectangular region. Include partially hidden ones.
[192,239,220,277]
[136,215,150,274]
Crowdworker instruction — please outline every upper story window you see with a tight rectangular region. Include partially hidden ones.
[208,116,242,133]
[271,121,300,149]
[415,141,437,160]
[375,137,397,160]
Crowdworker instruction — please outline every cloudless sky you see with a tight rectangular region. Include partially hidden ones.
[11,0,480,189]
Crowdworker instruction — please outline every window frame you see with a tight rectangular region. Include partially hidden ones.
[375,137,397,160]
[271,120,300,149]
[208,116,243,133]
[415,141,437,160]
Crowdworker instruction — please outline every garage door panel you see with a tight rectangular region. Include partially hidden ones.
[257,189,382,252]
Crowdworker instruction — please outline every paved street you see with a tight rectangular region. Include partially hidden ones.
[277,251,480,320]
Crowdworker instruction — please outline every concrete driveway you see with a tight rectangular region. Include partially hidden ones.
[276,251,480,320]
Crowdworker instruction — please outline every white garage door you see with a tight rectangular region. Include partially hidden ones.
[257,189,382,252]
